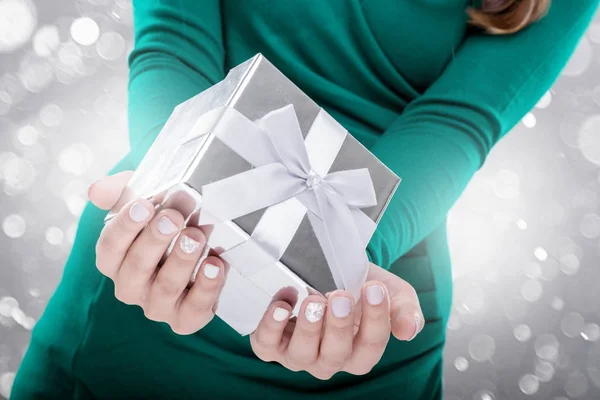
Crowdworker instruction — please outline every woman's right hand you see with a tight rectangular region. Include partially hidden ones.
[88,171,226,335]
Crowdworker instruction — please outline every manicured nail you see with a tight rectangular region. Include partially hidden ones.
[408,313,422,341]
[273,307,290,322]
[366,285,385,306]
[305,302,325,323]
[331,297,352,318]
[203,263,220,279]
[157,216,178,235]
[179,234,201,254]
[129,202,150,222]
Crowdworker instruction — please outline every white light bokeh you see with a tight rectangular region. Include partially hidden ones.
[32,25,60,57]
[2,214,26,239]
[96,31,125,60]
[39,103,63,127]
[562,36,593,77]
[533,247,548,261]
[519,374,540,395]
[578,115,600,166]
[0,371,15,399]
[70,17,100,46]
[535,360,555,382]
[514,324,532,342]
[522,113,537,128]
[535,334,559,361]
[535,91,552,109]
[521,280,543,302]
[16,125,39,146]
[468,334,496,362]
[560,312,585,338]
[0,0,37,53]
[454,356,469,372]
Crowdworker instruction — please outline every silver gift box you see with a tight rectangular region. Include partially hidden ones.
[106,54,400,335]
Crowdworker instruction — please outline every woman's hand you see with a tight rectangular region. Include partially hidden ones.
[250,263,424,379]
[88,171,226,335]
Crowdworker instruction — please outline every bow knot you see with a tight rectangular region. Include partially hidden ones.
[198,104,379,301]
[305,170,322,189]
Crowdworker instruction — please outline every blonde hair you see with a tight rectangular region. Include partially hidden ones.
[468,0,551,35]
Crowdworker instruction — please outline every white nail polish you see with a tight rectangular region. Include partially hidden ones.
[203,263,220,279]
[179,234,201,254]
[366,284,385,306]
[129,202,149,222]
[158,216,178,235]
[305,302,325,323]
[273,307,290,322]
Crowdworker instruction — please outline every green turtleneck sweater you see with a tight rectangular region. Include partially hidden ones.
[11,1,599,399]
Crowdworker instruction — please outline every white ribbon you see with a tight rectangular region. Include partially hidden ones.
[197,105,377,300]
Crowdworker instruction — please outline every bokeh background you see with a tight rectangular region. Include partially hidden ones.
[0,0,599,399]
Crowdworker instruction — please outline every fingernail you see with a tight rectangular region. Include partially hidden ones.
[129,202,150,222]
[203,263,220,279]
[331,297,352,318]
[158,216,178,235]
[305,302,325,323]
[179,234,201,254]
[366,285,385,306]
[408,313,422,341]
[273,307,290,322]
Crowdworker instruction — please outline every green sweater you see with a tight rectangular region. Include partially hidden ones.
[11,1,598,399]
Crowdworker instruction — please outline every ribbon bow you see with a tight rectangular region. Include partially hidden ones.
[197,105,377,299]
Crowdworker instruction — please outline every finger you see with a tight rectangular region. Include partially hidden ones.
[390,286,424,341]
[159,189,198,222]
[144,227,206,324]
[284,295,326,370]
[88,171,134,210]
[318,291,355,374]
[176,256,225,333]
[250,301,294,363]
[115,209,184,307]
[346,282,391,375]
[95,198,154,280]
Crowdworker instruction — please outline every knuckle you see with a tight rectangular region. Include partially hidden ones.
[356,336,389,353]
[404,285,418,300]
[123,250,147,273]
[96,231,117,255]
[114,287,137,305]
[95,254,112,277]
[364,306,388,321]
[113,212,133,235]
[154,274,183,298]
[169,320,195,336]
[320,353,350,371]
[347,363,375,376]
[294,324,322,340]
[326,324,352,338]
[250,338,277,362]
[252,334,279,353]
[285,353,314,371]
[312,369,335,380]
[143,306,167,322]
[185,294,215,316]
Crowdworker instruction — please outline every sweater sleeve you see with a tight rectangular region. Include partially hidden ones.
[127,0,225,166]
[366,1,600,270]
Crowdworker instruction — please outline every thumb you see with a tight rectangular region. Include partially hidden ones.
[390,292,424,342]
[87,170,134,210]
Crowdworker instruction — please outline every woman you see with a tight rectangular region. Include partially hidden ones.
[11,0,599,399]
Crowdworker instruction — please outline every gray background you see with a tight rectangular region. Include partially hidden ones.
[0,1,599,399]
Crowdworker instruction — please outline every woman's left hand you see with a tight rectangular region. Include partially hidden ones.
[250,262,424,379]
